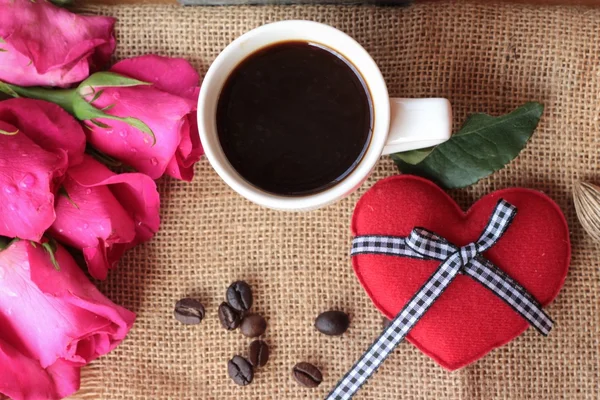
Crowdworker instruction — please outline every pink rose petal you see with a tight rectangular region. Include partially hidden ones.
[49,155,160,280]
[165,115,204,181]
[84,55,203,181]
[0,98,86,241]
[0,339,80,400]
[0,98,86,167]
[87,85,196,179]
[0,240,135,370]
[0,121,66,242]
[0,0,116,87]
[110,54,201,100]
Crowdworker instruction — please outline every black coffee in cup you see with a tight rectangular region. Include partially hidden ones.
[216,41,373,196]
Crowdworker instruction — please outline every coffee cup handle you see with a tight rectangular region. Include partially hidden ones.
[382,98,453,155]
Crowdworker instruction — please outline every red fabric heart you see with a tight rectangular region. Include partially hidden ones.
[352,175,570,370]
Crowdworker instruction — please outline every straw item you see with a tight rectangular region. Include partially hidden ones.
[574,182,600,243]
[71,2,599,399]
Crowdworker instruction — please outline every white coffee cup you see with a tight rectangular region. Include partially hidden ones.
[198,20,452,211]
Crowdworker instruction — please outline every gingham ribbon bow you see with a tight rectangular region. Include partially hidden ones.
[327,200,553,400]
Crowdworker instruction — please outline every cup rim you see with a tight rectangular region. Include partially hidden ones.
[198,20,390,211]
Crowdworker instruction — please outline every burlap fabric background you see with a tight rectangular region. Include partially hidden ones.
[70,1,599,399]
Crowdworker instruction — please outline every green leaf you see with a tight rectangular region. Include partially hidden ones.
[90,119,111,129]
[88,89,105,104]
[116,116,156,145]
[0,82,77,113]
[49,0,73,6]
[0,237,19,251]
[71,95,107,120]
[0,81,20,98]
[86,145,123,167]
[391,102,544,189]
[0,128,18,135]
[58,186,79,209]
[41,239,60,271]
[0,76,157,146]
[394,146,435,165]
[79,72,150,93]
[71,96,157,145]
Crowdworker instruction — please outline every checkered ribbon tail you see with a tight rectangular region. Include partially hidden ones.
[327,200,553,400]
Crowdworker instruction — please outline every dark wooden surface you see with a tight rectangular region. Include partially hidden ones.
[85,0,600,6]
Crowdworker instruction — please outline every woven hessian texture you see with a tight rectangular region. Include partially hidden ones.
[71,2,599,399]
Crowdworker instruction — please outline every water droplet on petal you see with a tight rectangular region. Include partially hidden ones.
[83,223,89,229]
[4,185,16,194]
[58,228,64,233]
[113,92,121,100]
[105,129,114,135]
[150,157,158,166]
[19,173,35,188]
[8,204,16,211]
[130,148,138,154]
[143,137,150,144]
[119,130,128,138]
[85,188,92,195]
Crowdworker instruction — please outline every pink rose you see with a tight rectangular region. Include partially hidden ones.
[0,98,85,241]
[85,55,203,181]
[0,0,116,87]
[49,155,160,280]
[0,341,78,400]
[0,240,135,400]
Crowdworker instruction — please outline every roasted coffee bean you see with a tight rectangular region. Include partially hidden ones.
[226,280,253,312]
[292,362,322,388]
[248,340,269,368]
[240,314,267,337]
[218,302,241,330]
[315,310,350,336]
[173,298,205,325]
[228,355,253,386]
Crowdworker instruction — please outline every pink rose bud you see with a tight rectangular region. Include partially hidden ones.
[49,155,161,280]
[0,0,116,87]
[0,98,86,242]
[85,55,204,181]
[0,240,135,400]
